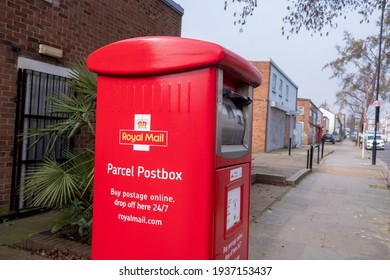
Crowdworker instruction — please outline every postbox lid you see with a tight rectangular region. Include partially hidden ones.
[86,36,262,87]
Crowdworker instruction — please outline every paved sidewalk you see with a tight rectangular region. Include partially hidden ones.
[253,146,309,179]
[250,140,390,259]
[0,141,341,260]
[0,211,54,260]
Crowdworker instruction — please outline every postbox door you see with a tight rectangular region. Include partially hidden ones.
[214,163,250,260]
[91,68,218,260]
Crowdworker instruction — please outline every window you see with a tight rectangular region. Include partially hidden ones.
[279,79,283,97]
[271,73,277,93]
[285,85,289,101]
[13,69,72,210]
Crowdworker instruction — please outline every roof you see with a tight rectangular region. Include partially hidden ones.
[251,58,298,89]
[162,0,184,15]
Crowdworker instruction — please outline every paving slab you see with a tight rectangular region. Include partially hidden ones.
[249,140,390,260]
[3,140,386,260]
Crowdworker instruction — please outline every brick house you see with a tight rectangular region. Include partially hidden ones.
[296,98,323,145]
[251,59,298,152]
[0,0,183,214]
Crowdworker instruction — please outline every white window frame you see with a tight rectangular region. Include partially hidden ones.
[278,79,283,97]
[271,73,277,93]
[285,84,289,101]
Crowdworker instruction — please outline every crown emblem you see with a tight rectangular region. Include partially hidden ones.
[137,117,148,129]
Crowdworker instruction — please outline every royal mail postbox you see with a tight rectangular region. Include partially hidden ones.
[87,36,261,260]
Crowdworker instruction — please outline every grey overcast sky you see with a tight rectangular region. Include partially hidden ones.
[174,0,382,114]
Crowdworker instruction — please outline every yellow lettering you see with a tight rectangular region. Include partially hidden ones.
[145,133,164,143]
[121,132,143,143]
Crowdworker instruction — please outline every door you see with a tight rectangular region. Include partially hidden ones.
[11,69,73,210]
[295,121,303,148]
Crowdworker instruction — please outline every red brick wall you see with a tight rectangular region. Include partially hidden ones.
[251,61,270,153]
[0,0,182,213]
[297,99,311,145]
[297,98,323,145]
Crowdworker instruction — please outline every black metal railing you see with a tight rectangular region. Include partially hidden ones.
[306,142,324,169]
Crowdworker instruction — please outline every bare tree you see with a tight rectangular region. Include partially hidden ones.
[225,0,385,35]
[224,0,258,32]
[323,11,390,152]
[282,0,384,36]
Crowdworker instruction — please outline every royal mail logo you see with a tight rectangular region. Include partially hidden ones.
[119,114,168,151]
[120,130,168,146]
[136,116,148,129]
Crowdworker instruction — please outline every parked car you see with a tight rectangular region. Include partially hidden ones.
[333,134,341,142]
[365,135,385,150]
[352,133,357,143]
[322,133,335,144]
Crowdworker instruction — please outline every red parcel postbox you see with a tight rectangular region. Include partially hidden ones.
[87,36,262,260]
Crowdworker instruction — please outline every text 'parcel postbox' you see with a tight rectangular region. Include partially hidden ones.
[87,36,262,260]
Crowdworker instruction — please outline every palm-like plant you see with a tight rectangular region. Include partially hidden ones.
[22,61,96,243]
